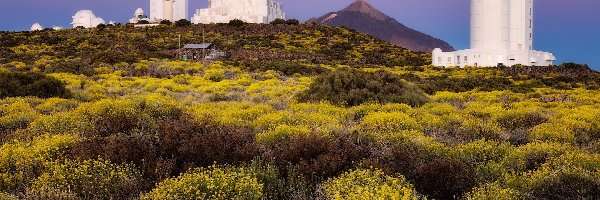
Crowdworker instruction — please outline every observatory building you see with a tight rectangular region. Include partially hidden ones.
[71,10,105,28]
[432,0,555,67]
[31,23,43,31]
[130,8,151,23]
[192,0,285,24]
[150,0,188,22]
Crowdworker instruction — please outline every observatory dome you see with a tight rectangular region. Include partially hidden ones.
[31,23,43,31]
[135,8,145,17]
[72,10,105,28]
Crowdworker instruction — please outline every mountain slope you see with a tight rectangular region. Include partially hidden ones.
[307,0,454,52]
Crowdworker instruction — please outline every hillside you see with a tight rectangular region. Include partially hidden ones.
[0,23,430,70]
[307,0,455,52]
[0,24,600,199]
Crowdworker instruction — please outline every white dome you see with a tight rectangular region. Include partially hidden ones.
[135,8,144,16]
[31,23,43,31]
[71,10,105,28]
[52,26,63,30]
[74,10,97,19]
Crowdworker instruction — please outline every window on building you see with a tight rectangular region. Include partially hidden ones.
[437,57,442,63]
[448,57,452,63]
[464,56,468,62]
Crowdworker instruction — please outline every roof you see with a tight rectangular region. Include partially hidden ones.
[183,43,214,49]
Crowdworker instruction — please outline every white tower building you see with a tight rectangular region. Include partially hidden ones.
[432,0,555,67]
[150,0,188,22]
[192,0,285,24]
[71,10,105,28]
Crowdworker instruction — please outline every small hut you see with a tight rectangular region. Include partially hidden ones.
[181,43,225,61]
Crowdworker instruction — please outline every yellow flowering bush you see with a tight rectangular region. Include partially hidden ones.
[322,168,422,200]
[0,134,78,193]
[359,112,422,138]
[30,159,142,200]
[34,98,78,114]
[0,101,41,133]
[529,123,575,143]
[143,165,264,200]
[256,124,312,143]
[464,183,520,200]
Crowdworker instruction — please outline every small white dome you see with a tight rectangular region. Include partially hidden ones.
[31,23,43,31]
[135,8,144,16]
[52,26,63,30]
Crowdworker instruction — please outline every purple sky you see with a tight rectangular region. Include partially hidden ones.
[1,0,598,69]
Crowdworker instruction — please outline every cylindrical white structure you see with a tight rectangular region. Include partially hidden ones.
[471,0,510,50]
[163,0,174,21]
[510,0,533,51]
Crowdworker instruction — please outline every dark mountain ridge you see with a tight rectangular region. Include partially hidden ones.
[307,0,455,52]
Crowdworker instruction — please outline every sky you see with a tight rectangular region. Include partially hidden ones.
[0,0,598,70]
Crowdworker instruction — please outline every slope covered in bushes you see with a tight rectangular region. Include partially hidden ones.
[1,24,600,199]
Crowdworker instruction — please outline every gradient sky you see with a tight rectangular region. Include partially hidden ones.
[0,0,598,70]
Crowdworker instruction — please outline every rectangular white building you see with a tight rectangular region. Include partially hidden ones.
[433,0,555,67]
[150,0,188,22]
[192,0,285,24]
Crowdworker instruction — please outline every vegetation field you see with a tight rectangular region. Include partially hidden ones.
[1,23,599,199]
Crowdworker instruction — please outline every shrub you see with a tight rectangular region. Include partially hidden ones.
[527,169,600,199]
[143,165,264,200]
[414,157,477,199]
[359,112,422,137]
[0,101,40,139]
[0,72,71,99]
[0,134,77,194]
[44,59,95,75]
[30,159,142,200]
[261,132,371,180]
[362,141,428,180]
[486,153,600,199]
[159,19,172,25]
[495,110,547,131]
[270,18,286,25]
[285,19,300,25]
[228,19,245,27]
[464,183,520,200]
[322,168,422,200]
[529,123,575,143]
[418,76,530,94]
[460,118,505,142]
[298,69,430,107]
[174,19,192,27]
[256,125,312,144]
[204,68,225,82]
[157,114,259,171]
[96,23,107,30]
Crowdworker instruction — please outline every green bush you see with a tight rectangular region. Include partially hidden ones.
[30,159,142,200]
[228,19,245,27]
[174,19,192,27]
[143,165,264,200]
[298,69,430,107]
[270,18,286,25]
[0,72,71,99]
[322,168,422,200]
[285,19,300,25]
